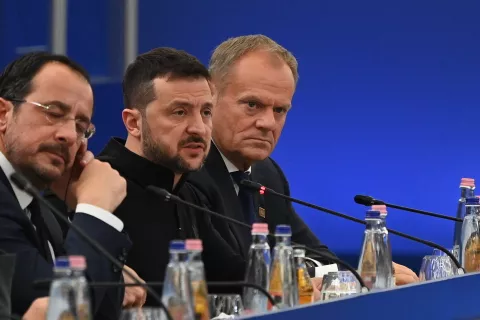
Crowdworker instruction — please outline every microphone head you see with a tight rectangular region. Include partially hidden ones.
[146,186,171,201]
[354,195,384,206]
[239,179,261,190]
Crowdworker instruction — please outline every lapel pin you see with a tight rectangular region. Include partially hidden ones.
[259,207,266,219]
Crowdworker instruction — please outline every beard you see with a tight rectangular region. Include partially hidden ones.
[141,121,207,173]
[3,130,70,189]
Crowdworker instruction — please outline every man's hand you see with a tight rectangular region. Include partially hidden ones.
[23,297,49,319]
[393,262,419,285]
[51,140,126,213]
[50,140,94,208]
[73,160,127,212]
[122,265,147,308]
[311,277,323,301]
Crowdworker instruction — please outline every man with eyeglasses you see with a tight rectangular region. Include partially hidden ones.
[0,52,131,319]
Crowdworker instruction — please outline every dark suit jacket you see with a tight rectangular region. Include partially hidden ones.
[0,249,15,318]
[0,167,132,318]
[46,138,246,305]
[188,144,338,268]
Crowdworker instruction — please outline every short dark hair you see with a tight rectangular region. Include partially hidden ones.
[122,47,210,110]
[0,52,90,101]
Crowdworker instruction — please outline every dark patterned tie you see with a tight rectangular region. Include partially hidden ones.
[231,171,255,225]
[26,199,53,262]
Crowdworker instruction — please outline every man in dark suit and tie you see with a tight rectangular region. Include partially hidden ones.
[188,35,420,293]
[0,52,132,318]
[188,34,336,267]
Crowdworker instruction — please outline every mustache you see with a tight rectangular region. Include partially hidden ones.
[38,143,70,164]
[179,136,207,149]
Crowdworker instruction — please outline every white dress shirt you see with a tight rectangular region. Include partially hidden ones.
[0,151,124,260]
[216,145,252,195]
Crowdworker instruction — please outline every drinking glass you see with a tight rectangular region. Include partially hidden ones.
[320,271,360,301]
[208,294,244,318]
[419,254,458,281]
[120,307,163,320]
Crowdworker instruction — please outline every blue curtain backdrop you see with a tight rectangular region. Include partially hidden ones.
[1,0,479,269]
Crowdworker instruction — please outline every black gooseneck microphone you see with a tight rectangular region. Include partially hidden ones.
[150,187,253,230]
[10,172,173,320]
[354,195,462,222]
[240,180,464,274]
[146,186,370,292]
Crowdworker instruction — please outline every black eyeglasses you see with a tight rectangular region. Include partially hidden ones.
[6,98,96,140]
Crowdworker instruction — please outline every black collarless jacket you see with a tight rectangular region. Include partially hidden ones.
[187,144,338,266]
[46,138,246,305]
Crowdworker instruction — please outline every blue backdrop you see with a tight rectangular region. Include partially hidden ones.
[1,0,479,268]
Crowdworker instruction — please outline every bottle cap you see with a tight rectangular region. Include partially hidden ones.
[460,178,475,188]
[54,256,70,269]
[466,197,480,205]
[69,255,86,269]
[252,223,269,234]
[185,239,203,251]
[275,224,292,236]
[293,247,306,257]
[169,240,186,251]
[366,210,381,218]
[371,205,387,214]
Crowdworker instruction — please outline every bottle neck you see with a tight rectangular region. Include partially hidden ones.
[466,205,480,215]
[366,218,383,229]
[252,233,268,244]
[170,251,188,262]
[294,248,306,265]
[275,235,291,246]
[461,186,475,199]
[54,268,71,278]
[188,251,203,263]
[71,268,86,277]
[294,254,305,264]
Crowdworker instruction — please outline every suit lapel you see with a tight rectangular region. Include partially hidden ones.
[205,146,251,257]
[0,168,45,254]
[0,167,15,196]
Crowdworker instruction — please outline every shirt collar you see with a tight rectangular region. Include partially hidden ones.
[212,140,252,174]
[0,151,33,210]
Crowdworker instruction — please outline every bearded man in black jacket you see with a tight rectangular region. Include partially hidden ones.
[46,47,246,307]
